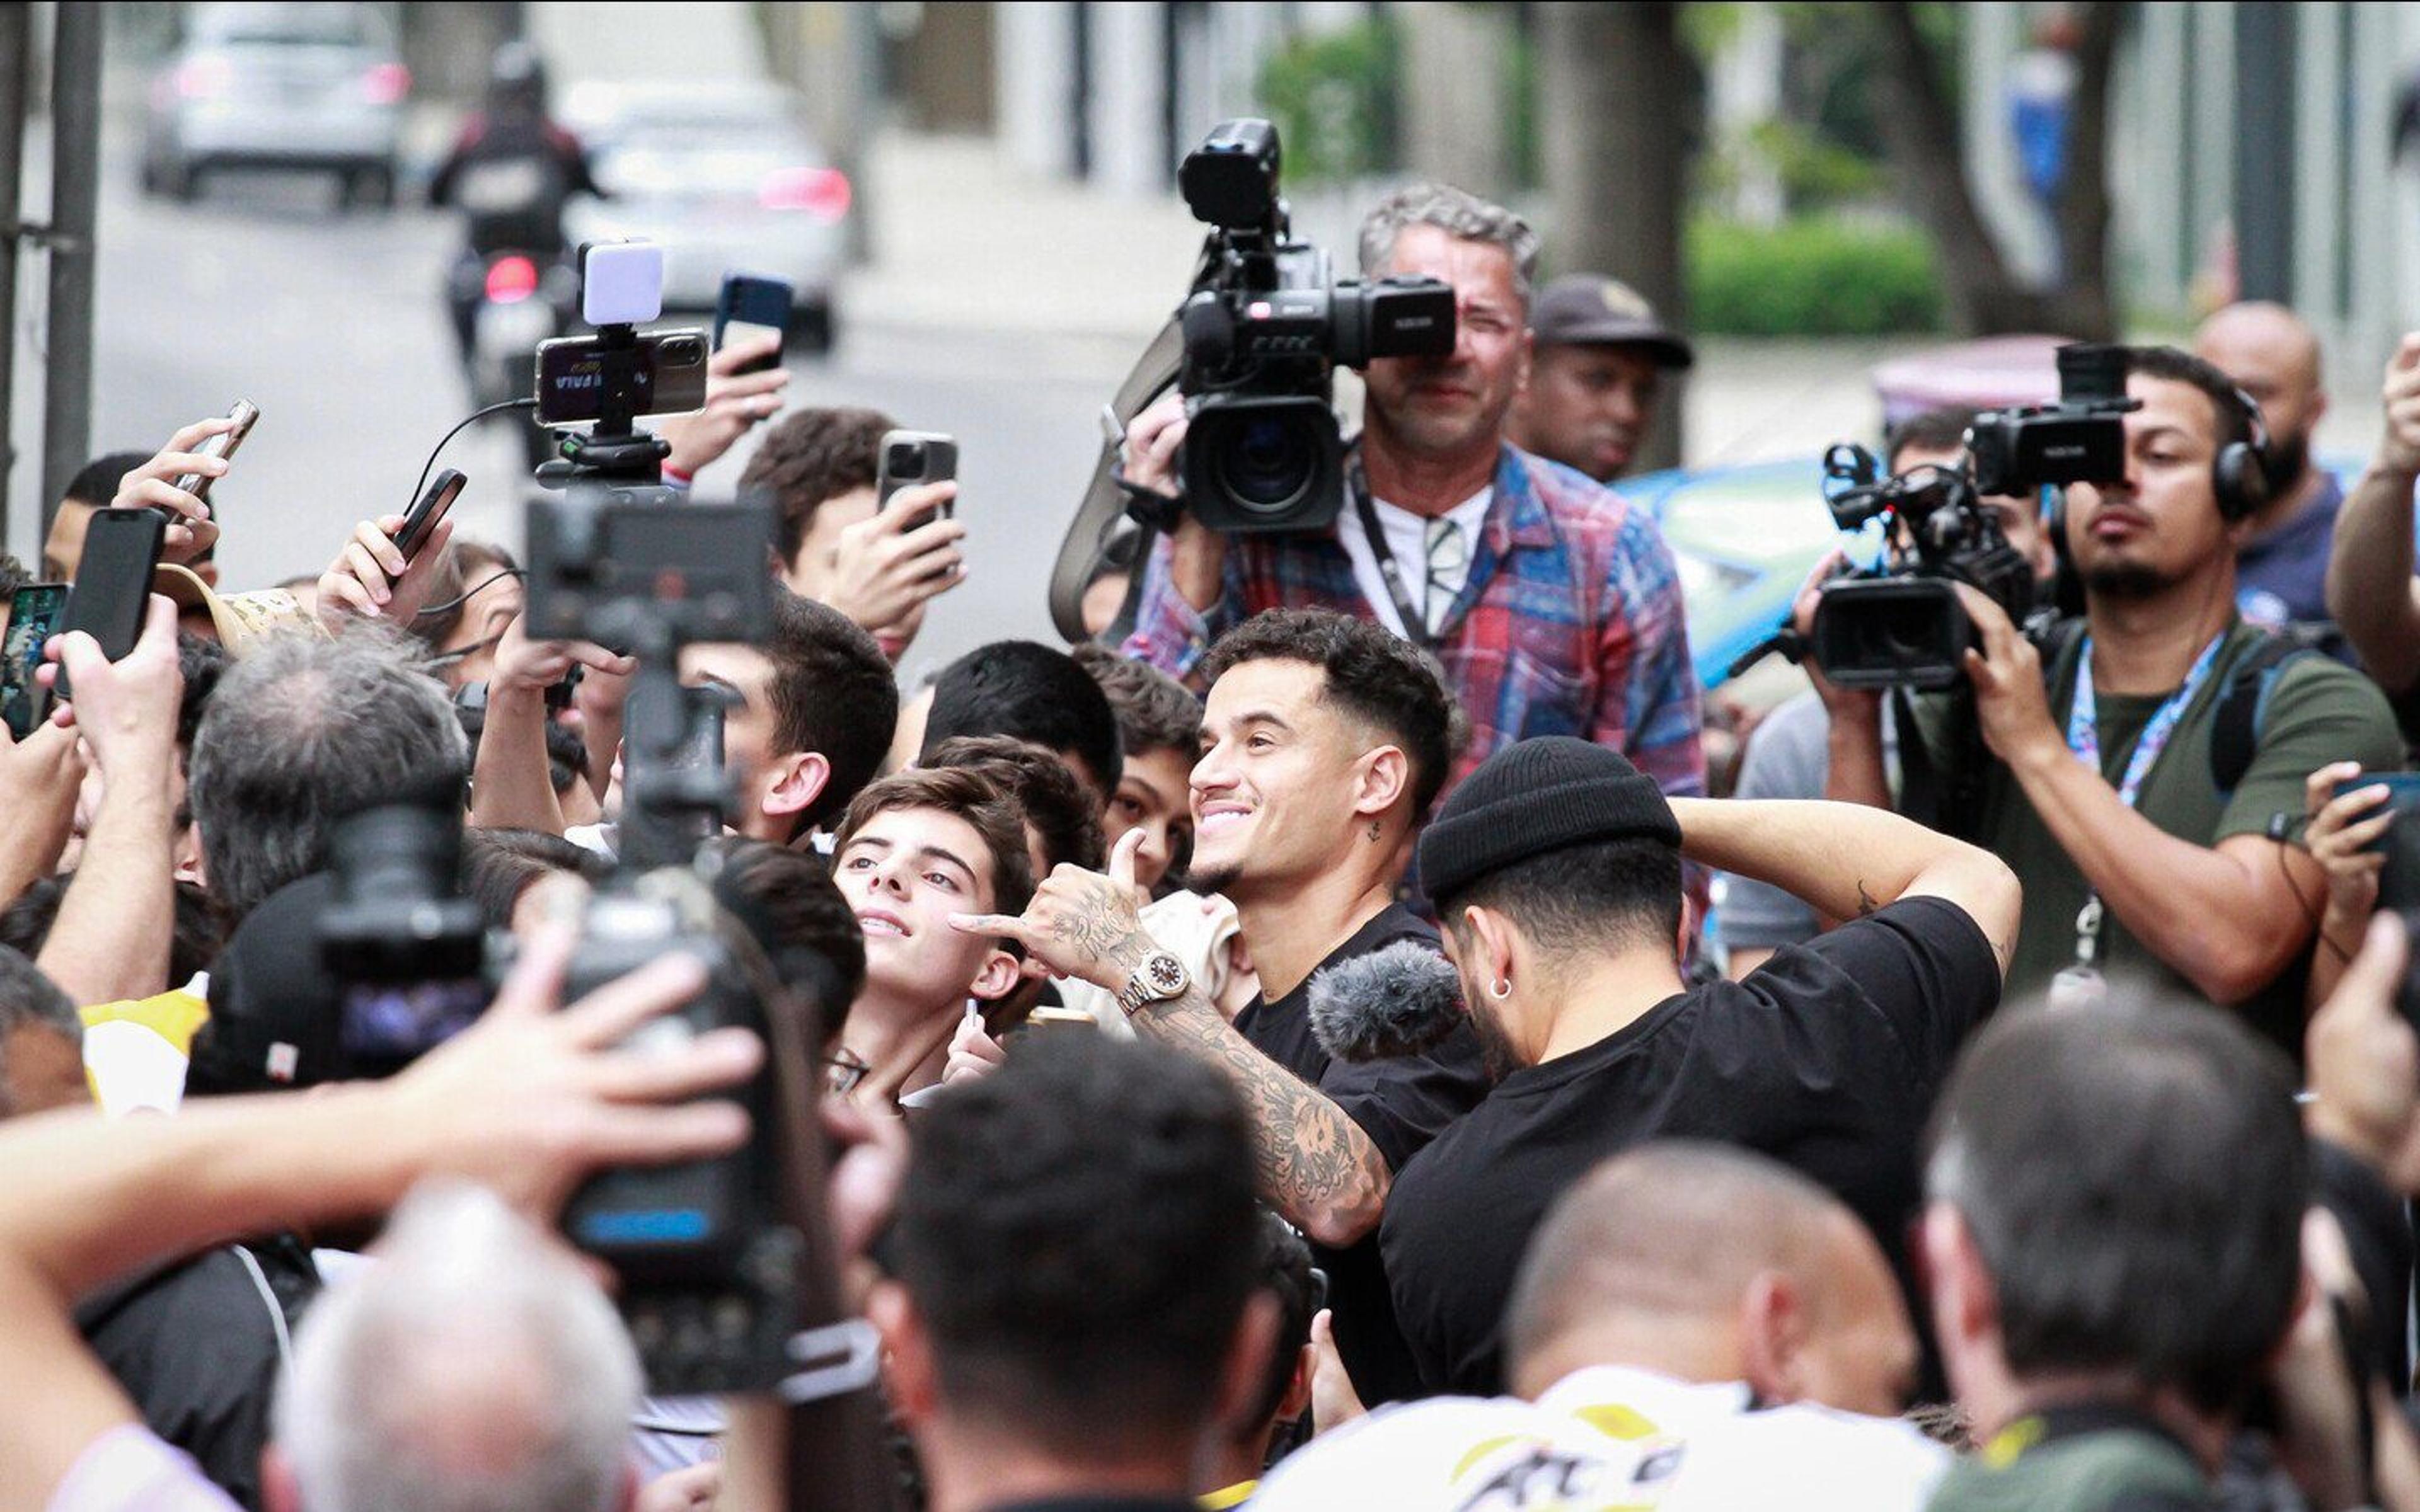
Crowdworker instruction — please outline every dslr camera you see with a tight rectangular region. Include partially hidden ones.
[1174,118,1455,533]
[1807,342,2137,689]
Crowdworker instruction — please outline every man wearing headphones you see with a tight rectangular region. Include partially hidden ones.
[1827,346,2400,1045]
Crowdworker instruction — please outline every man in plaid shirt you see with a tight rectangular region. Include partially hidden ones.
[1119,183,1705,808]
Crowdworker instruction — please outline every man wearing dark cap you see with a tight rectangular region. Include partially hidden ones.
[1378,736,2020,1396]
[1508,275,1695,484]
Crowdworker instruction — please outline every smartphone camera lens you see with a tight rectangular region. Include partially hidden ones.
[664,336,707,364]
[888,442,926,478]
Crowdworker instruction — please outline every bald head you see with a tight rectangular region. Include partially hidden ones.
[2195,302,2320,388]
[2194,302,2325,498]
[1504,1143,1917,1414]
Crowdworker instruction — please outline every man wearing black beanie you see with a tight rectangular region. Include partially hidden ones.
[1383,736,2021,1397]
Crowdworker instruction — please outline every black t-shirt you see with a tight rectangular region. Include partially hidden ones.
[1380,896,1999,1396]
[1233,903,1490,1406]
[78,1236,320,1510]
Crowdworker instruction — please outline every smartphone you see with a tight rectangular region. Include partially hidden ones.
[714,273,792,375]
[533,330,710,428]
[398,468,466,563]
[877,430,959,524]
[1,583,68,739]
[2335,773,2420,910]
[55,508,166,702]
[170,400,260,511]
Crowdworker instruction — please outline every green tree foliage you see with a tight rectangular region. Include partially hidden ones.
[1255,18,1402,185]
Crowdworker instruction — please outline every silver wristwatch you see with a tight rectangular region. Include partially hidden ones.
[1115,951,1191,1017]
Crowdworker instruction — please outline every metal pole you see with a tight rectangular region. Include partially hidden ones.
[38,0,100,540]
[2233,1,2297,302]
[0,2,32,546]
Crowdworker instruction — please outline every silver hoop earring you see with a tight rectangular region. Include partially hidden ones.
[1490,977,1512,1000]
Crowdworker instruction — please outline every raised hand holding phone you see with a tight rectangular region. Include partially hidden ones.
[821,478,967,653]
[112,412,248,565]
[713,272,793,375]
[170,400,258,505]
[52,510,165,702]
[40,592,183,779]
[316,496,462,638]
[659,331,790,480]
[1,584,69,740]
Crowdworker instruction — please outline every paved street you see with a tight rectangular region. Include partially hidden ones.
[20,101,1128,677]
[20,64,2390,683]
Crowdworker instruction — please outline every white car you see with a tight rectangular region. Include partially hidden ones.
[562,79,849,352]
[142,1,406,207]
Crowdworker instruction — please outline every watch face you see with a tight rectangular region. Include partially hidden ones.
[1147,953,1186,994]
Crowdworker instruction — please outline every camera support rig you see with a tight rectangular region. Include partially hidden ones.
[524,314,772,871]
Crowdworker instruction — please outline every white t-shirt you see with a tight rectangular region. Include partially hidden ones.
[49,1424,238,1512]
[1250,1365,1947,1512]
[1339,487,1492,640]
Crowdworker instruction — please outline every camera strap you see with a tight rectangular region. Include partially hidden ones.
[2058,631,2228,976]
[1349,462,1436,653]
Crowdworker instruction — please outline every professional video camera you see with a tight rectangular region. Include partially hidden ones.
[320,240,873,1412]
[1794,341,2137,690]
[1173,118,1456,533]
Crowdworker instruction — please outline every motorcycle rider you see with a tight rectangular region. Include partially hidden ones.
[428,42,604,364]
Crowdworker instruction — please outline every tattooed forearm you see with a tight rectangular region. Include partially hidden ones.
[1130,990,1390,1247]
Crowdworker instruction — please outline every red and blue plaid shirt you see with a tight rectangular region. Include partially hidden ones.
[1124,444,1705,805]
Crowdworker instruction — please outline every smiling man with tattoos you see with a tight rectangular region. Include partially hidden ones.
[955,609,1484,1407]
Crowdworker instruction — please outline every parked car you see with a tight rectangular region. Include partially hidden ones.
[562,79,849,352]
[1622,459,1845,696]
[142,1,408,208]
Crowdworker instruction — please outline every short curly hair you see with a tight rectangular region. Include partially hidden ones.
[1072,643,1201,760]
[923,734,1106,873]
[1198,609,1458,819]
[738,406,897,565]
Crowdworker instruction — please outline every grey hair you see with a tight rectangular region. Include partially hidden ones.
[277,1180,642,1512]
[1357,181,1542,306]
[187,624,470,924]
[0,946,78,1117]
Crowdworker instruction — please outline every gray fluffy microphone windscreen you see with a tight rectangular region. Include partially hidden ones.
[1307,939,1465,1062]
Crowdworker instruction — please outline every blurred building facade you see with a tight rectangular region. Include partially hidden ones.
[854,1,2420,375]
[1967,0,2420,387]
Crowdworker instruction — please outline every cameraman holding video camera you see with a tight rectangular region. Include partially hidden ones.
[1828,346,2400,1040]
[1119,173,1703,810]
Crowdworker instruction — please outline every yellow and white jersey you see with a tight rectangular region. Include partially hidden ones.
[80,976,209,1117]
[1250,1365,1947,1512]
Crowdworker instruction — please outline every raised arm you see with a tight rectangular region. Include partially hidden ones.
[950,832,1391,1247]
[0,725,88,910]
[1671,796,2020,978]
[35,596,182,1007]
[1117,396,1241,684]
[2327,336,2420,692]
[0,931,756,1510]
[468,614,633,837]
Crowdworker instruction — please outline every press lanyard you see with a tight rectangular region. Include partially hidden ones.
[1349,463,1437,653]
[2060,633,2226,973]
